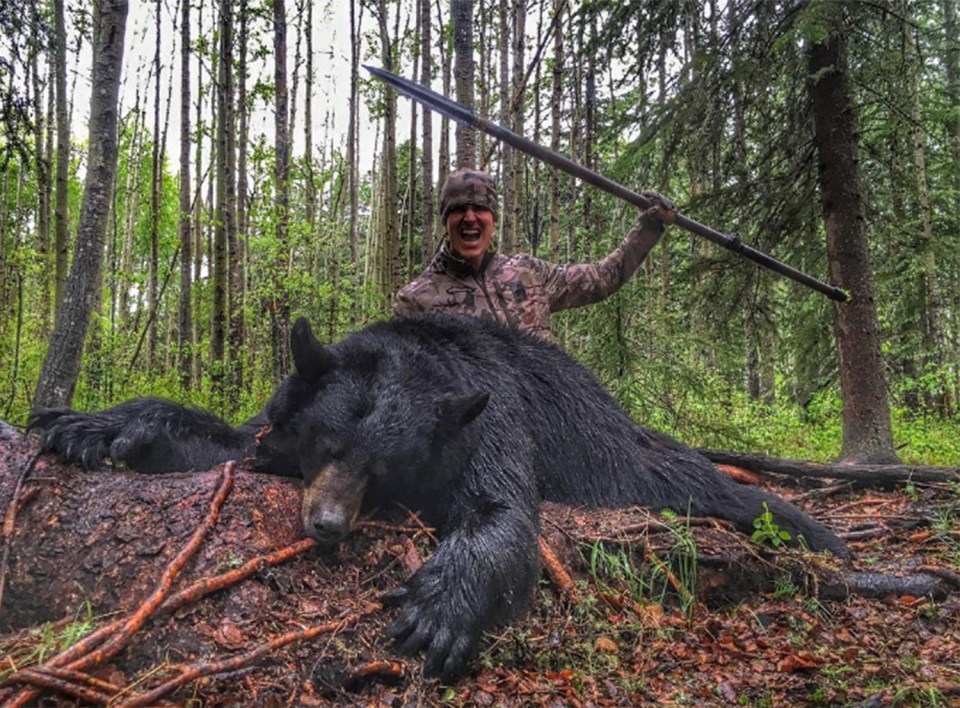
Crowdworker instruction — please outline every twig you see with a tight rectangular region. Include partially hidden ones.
[356,519,437,538]
[0,451,41,617]
[157,537,318,613]
[26,665,120,695]
[538,536,578,601]
[116,604,382,707]
[839,526,889,541]
[11,668,113,705]
[345,660,405,685]
[792,482,854,502]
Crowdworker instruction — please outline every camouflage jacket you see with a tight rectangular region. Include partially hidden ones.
[393,216,662,341]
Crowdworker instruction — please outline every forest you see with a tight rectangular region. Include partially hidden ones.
[0,0,956,465]
[0,0,959,705]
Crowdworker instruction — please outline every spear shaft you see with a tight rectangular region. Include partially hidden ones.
[366,64,849,303]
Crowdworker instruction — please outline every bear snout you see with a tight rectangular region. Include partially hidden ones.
[300,462,367,545]
[305,506,352,544]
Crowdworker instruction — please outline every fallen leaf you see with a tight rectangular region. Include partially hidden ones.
[777,652,820,672]
[595,636,619,654]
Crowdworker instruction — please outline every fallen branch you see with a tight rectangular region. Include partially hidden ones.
[699,450,960,484]
[837,571,958,600]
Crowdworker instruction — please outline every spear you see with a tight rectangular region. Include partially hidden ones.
[365,64,850,303]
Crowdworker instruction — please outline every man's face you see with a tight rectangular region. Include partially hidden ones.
[446,204,495,269]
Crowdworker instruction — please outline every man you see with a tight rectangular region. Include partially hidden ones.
[393,168,676,340]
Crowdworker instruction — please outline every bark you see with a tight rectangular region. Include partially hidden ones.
[807,7,899,464]
[147,0,162,370]
[30,9,52,331]
[419,0,435,263]
[236,0,250,376]
[406,7,418,282]
[272,0,291,381]
[437,0,451,190]
[498,0,513,251]
[452,0,476,168]
[304,0,316,234]
[348,0,360,265]
[178,0,192,388]
[32,0,128,410]
[900,4,946,414]
[212,0,232,399]
[225,0,241,396]
[548,0,562,263]
[508,0,525,255]
[375,0,400,304]
[53,0,70,312]
[192,13,205,387]
[118,85,143,332]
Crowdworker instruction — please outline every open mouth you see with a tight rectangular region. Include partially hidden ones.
[459,229,482,243]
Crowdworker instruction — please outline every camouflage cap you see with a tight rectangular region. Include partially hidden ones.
[440,169,499,222]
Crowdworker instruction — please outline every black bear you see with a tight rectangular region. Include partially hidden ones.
[30,314,847,680]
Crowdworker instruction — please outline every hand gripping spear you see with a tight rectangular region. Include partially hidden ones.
[366,64,850,303]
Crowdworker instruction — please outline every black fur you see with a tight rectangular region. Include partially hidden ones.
[29,314,847,680]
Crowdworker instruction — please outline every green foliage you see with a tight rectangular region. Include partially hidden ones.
[586,511,697,619]
[751,502,793,550]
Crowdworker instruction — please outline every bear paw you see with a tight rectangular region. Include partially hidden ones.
[384,583,480,681]
[29,409,128,469]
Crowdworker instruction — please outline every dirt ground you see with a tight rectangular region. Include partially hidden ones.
[0,424,958,706]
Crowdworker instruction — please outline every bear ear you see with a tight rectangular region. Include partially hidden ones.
[437,392,490,428]
[291,317,335,381]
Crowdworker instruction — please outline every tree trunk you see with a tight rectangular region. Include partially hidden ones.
[943,0,960,414]
[498,0,513,252]
[304,0,316,236]
[178,0,192,389]
[30,9,52,332]
[148,0,162,370]
[452,0,476,168]
[901,4,945,414]
[508,0,525,255]
[224,0,241,396]
[348,0,360,265]
[419,0,435,263]
[376,0,401,305]
[548,0,562,263]
[53,0,70,313]
[212,0,231,401]
[32,0,128,410]
[236,0,250,385]
[806,7,899,464]
[272,0,291,382]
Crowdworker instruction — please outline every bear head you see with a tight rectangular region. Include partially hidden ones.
[265,317,490,545]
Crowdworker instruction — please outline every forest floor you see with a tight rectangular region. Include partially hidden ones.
[0,426,958,707]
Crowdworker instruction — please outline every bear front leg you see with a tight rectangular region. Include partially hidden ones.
[385,483,541,681]
[28,398,248,473]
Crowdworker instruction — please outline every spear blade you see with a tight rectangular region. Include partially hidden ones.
[365,64,850,303]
